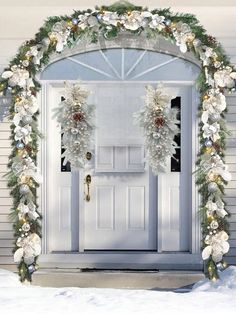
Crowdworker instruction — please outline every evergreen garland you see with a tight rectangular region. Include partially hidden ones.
[0,1,235,281]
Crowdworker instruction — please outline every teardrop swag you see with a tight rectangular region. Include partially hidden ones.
[0,1,235,281]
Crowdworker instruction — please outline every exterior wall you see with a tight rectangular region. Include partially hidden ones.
[225,95,236,264]
[0,3,236,268]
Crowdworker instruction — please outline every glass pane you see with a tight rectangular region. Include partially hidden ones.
[171,97,181,172]
[171,148,181,172]
[60,96,71,172]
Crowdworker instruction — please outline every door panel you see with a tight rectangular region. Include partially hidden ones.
[83,83,156,250]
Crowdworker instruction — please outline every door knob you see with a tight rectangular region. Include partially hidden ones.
[86,152,92,161]
[85,174,91,202]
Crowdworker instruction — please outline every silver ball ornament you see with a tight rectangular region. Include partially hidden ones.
[165,19,171,26]
[72,18,78,25]
[21,115,32,125]
[19,184,30,195]
[209,113,221,123]
[28,265,35,274]
[193,39,201,47]
[205,139,213,147]
[208,182,218,193]
[16,142,24,150]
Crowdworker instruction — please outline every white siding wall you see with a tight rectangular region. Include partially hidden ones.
[0,4,236,268]
[225,96,236,264]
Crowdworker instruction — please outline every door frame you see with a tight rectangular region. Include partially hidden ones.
[38,80,201,268]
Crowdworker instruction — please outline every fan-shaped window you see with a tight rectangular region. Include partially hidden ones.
[41,48,199,81]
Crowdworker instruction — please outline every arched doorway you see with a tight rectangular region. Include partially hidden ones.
[39,40,201,269]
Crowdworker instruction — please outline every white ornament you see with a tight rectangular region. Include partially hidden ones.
[134,84,179,174]
[210,220,219,230]
[54,82,95,169]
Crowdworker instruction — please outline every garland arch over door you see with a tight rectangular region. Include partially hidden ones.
[0,2,235,281]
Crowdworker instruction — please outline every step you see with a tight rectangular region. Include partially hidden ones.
[32,269,205,290]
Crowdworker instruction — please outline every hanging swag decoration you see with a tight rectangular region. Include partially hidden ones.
[0,1,235,281]
[54,82,94,169]
[134,85,179,173]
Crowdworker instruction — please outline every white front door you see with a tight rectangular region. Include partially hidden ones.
[83,83,157,250]
[46,82,192,253]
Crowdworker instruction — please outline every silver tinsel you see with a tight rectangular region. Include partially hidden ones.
[54,82,95,169]
[134,85,180,174]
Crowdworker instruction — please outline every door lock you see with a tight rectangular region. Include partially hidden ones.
[85,174,91,202]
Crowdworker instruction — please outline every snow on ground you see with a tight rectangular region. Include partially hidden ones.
[1,267,236,314]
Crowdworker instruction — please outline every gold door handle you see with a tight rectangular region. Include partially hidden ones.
[85,174,91,202]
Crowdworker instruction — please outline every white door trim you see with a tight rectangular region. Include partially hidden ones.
[38,80,200,267]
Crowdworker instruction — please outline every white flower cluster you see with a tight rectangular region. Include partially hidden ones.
[14,233,41,265]
[134,85,179,174]
[54,82,95,169]
[1,56,42,271]
[97,10,165,31]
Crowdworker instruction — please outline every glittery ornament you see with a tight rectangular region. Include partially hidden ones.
[208,182,218,193]
[72,18,78,25]
[19,184,30,195]
[209,113,221,123]
[193,38,201,47]
[28,265,35,273]
[205,139,213,147]
[22,115,33,125]
[16,142,24,150]
[165,19,171,26]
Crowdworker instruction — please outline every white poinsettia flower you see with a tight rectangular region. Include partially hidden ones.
[202,122,220,142]
[77,13,90,30]
[17,203,29,215]
[99,11,120,26]
[2,66,29,88]
[173,22,193,53]
[201,93,226,123]
[214,66,236,88]
[25,46,39,58]
[215,200,228,218]
[48,27,70,53]
[14,233,41,264]
[210,155,232,181]
[199,47,218,67]
[12,156,42,184]
[202,231,230,263]
[17,201,39,220]
[206,199,228,218]
[14,125,32,144]
[123,11,143,31]
[33,50,44,65]
[15,95,38,116]
[149,14,165,30]
[52,21,68,33]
